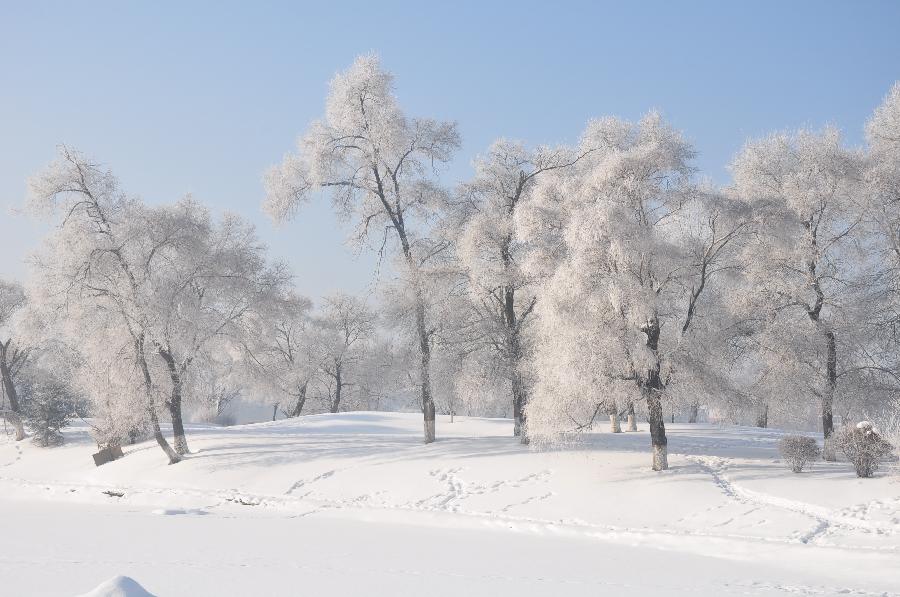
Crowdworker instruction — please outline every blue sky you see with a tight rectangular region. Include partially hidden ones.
[2,1,899,300]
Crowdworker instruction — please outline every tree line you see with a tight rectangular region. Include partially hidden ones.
[1,55,899,470]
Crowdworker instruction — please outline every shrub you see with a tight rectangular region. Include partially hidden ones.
[22,376,79,447]
[214,412,237,427]
[836,422,894,478]
[778,435,820,473]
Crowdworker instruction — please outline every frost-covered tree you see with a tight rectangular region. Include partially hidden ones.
[455,140,584,441]
[731,128,864,460]
[853,83,900,429]
[0,279,28,440]
[241,292,318,418]
[190,351,242,425]
[26,149,289,460]
[352,337,403,412]
[316,293,375,413]
[143,199,291,454]
[19,354,84,447]
[865,83,900,274]
[263,54,460,443]
[27,147,184,463]
[520,114,745,470]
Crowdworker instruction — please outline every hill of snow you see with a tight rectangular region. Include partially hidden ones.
[1,412,898,596]
[77,576,155,597]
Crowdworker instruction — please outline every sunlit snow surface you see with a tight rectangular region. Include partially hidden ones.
[1,412,898,596]
[77,576,155,597]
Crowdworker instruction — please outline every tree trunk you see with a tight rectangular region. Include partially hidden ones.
[416,296,436,444]
[150,409,180,465]
[504,284,530,444]
[626,401,637,432]
[167,395,189,455]
[423,389,436,444]
[512,381,522,437]
[688,403,699,424]
[822,329,837,461]
[158,348,189,455]
[0,342,25,441]
[512,371,529,444]
[647,387,668,471]
[136,339,179,464]
[290,382,308,417]
[0,410,24,442]
[643,317,668,471]
[755,403,768,428]
[396,216,435,444]
[331,363,342,414]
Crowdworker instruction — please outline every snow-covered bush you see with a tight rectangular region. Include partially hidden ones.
[836,422,894,478]
[21,376,80,447]
[778,435,820,473]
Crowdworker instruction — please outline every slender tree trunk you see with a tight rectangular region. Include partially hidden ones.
[755,403,768,428]
[0,341,25,441]
[395,209,435,443]
[504,285,530,444]
[290,382,308,417]
[149,409,180,465]
[168,393,189,455]
[512,371,529,444]
[158,349,189,455]
[647,385,668,471]
[822,329,837,461]
[804,225,837,462]
[688,403,699,424]
[136,339,179,464]
[414,294,436,444]
[512,378,523,437]
[331,364,342,414]
[643,317,668,471]
[626,401,637,432]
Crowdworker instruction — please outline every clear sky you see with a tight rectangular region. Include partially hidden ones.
[2,1,899,301]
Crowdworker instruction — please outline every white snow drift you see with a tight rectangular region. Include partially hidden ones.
[1,412,898,596]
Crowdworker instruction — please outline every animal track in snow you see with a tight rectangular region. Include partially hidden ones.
[285,469,337,495]
[411,467,554,513]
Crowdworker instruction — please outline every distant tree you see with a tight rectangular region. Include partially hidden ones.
[190,351,242,425]
[241,292,319,418]
[263,54,460,443]
[317,294,375,414]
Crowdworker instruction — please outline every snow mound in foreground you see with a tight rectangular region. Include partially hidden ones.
[77,576,155,597]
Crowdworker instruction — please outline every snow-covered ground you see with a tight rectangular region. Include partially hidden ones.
[1,412,898,596]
